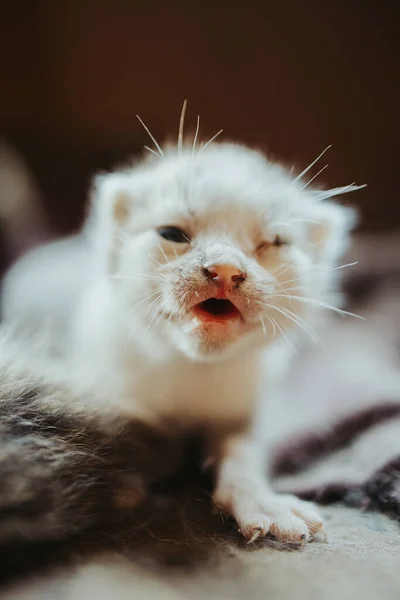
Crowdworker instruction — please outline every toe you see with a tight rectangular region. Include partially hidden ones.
[291,503,324,535]
[269,514,310,543]
[279,496,325,536]
[238,515,271,541]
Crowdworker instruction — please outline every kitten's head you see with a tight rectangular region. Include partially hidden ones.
[90,142,362,361]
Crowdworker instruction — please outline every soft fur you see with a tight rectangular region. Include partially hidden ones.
[0,332,200,583]
[2,131,364,543]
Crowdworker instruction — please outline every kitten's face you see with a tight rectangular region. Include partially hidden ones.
[94,143,356,361]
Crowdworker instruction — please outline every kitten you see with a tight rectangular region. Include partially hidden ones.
[2,117,364,543]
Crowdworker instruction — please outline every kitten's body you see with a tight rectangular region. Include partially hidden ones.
[2,137,362,542]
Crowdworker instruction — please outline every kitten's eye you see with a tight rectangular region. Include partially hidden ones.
[157,226,191,244]
[256,235,288,254]
[273,235,285,247]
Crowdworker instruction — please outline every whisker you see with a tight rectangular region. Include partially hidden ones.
[254,243,267,258]
[271,294,365,320]
[273,261,294,279]
[163,291,178,334]
[265,303,320,344]
[176,289,190,312]
[175,101,188,205]
[270,316,295,352]
[311,183,366,201]
[148,253,163,267]
[274,222,297,231]
[127,295,164,341]
[277,262,359,287]
[115,234,130,245]
[274,284,311,294]
[292,218,325,226]
[144,145,162,160]
[123,292,164,320]
[112,274,167,282]
[153,294,175,333]
[178,99,187,153]
[271,261,290,276]
[302,164,329,190]
[133,290,163,310]
[145,306,163,336]
[266,316,277,338]
[136,115,164,158]
[260,316,267,337]
[188,117,201,207]
[198,129,224,154]
[162,292,178,337]
[192,115,200,156]
[131,292,163,316]
[136,293,165,319]
[294,145,332,182]
[145,289,175,336]
[151,311,166,334]
[275,280,297,311]
[157,242,170,265]
[163,309,174,337]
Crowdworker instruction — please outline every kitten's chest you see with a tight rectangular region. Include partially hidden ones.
[129,358,258,426]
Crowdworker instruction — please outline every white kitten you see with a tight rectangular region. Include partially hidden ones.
[2,130,363,543]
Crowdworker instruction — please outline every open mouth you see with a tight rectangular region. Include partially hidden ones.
[193,298,242,322]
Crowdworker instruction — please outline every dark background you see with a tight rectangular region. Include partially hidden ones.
[1,0,399,246]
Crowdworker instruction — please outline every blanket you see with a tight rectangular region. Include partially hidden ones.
[271,275,400,518]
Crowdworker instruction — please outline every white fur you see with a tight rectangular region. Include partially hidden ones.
[2,139,362,541]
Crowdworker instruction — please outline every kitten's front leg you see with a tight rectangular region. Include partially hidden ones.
[211,432,325,543]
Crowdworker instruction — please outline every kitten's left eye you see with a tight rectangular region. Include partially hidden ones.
[256,235,288,254]
[273,235,286,247]
[157,226,191,244]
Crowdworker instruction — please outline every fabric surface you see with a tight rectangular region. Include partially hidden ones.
[270,275,400,516]
[2,505,400,600]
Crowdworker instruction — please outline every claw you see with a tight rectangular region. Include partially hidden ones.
[246,527,263,544]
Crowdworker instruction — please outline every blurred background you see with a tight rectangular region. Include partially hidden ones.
[0,0,399,276]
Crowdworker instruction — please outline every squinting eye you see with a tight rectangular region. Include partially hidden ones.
[256,235,287,254]
[157,226,191,244]
[273,235,285,247]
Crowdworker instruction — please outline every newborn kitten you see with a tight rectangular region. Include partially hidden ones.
[2,121,364,543]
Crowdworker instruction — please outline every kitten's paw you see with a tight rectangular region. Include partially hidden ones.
[215,489,325,544]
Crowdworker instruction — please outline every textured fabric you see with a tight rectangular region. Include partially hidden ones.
[2,505,400,600]
[270,275,400,516]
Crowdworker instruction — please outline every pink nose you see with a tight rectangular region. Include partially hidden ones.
[203,263,246,286]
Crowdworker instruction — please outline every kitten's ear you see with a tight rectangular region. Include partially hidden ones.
[90,172,133,229]
[307,200,358,264]
[86,171,134,271]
